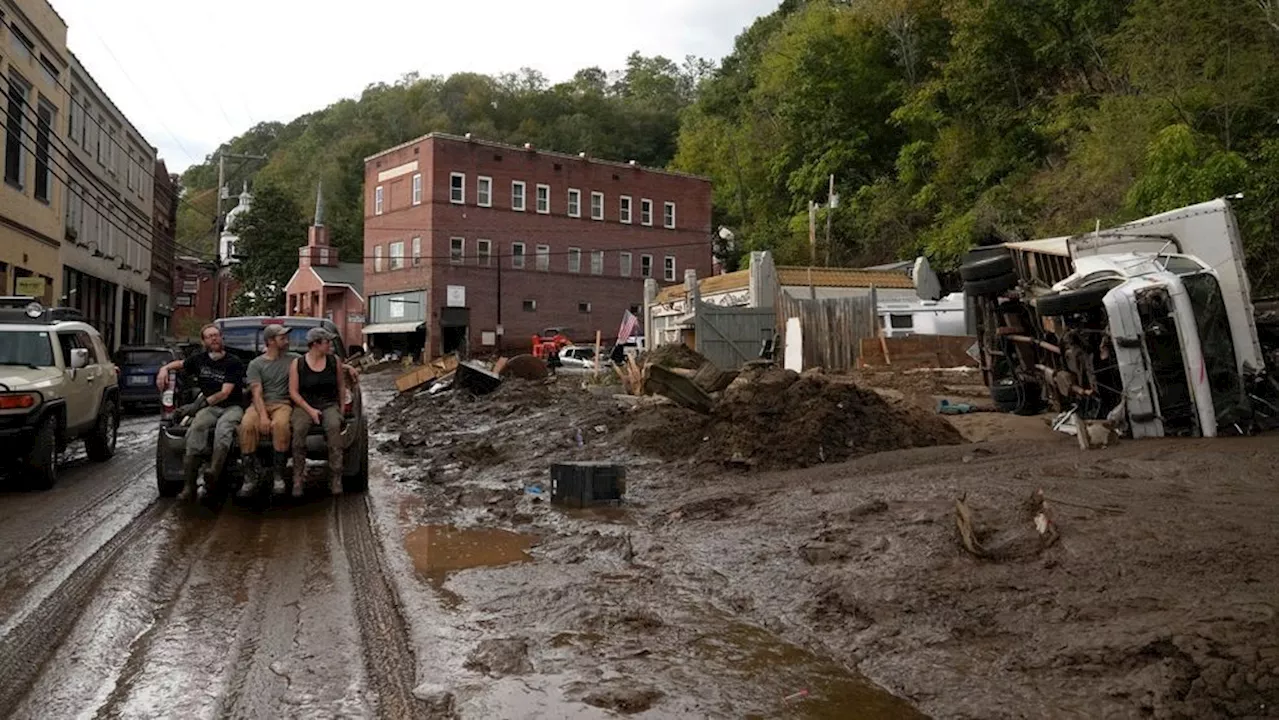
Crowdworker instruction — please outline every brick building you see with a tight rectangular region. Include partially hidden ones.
[362,133,712,356]
[285,184,366,350]
[150,160,177,341]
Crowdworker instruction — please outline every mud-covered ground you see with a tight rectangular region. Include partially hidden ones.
[378,369,1278,719]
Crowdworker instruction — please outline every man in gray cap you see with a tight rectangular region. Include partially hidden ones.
[236,323,297,495]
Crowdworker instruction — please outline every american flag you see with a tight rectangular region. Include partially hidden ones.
[616,310,639,345]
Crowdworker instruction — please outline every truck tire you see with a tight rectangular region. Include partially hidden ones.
[964,272,1018,297]
[24,416,58,490]
[85,398,119,462]
[960,252,1014,281]
[1036,282,1117,317]
[343,433,369,494]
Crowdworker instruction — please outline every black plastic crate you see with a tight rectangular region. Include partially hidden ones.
[550,462,626,508]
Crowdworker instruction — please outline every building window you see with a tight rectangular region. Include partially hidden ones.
[578,302,592,314]
[374,186,383,215]
[535,244,550,271]
[68,96,79,147]
[34,100,53,203]
[319,247,330,265]
[591,250,603,275]
[477,239,492,267]
[107,126,119,175]
[389,241,405,270]
[412,236,422,266]
[411,173,422,205]
[889,314,914,330]
[477,176,492,207]
[522,300,537,312]
[80,102,91,147]
[4,73,30,188]
[567,247,582,273]
[374,245,383,272]
[567,188,581,217]
[619,196,632,224]
[511,181,526,211]
[641,254,653,278]
[664,255,676,281]
[619,252,632,277]
[450,237,465,264]
[67,181,81,231]
[590,192,604,220]
[535,184,550,214]
[95,115,106,165]
[511,242,526,269]
[640,198,653,226]
[664,202,676,229]
[9,24,34,62]
[449,172,465,204]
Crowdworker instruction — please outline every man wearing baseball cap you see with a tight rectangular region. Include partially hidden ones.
[236,324,298,496]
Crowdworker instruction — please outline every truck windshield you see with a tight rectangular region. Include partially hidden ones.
[1183,272,1248,430]
[0,331,56,367]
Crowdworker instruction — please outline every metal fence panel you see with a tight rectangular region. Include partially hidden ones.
[694,303,777,369]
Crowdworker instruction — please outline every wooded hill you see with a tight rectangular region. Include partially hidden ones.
[179,0,1278,300]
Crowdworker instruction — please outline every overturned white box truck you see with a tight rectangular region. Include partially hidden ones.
[962,198,1278,437]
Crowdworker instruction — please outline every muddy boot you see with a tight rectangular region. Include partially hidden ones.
[272,451,289,495]
[177,456,201,501]
[291,453,306,499]
[329,468,343,496]
[237,455,261,499]
[204,446,230,497]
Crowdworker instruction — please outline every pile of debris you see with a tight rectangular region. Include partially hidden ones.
[626,365,966,471]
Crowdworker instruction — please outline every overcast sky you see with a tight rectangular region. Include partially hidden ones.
[50,0,777,173]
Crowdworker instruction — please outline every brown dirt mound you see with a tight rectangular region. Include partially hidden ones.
[640,343,707,370]
[628,370,966,470]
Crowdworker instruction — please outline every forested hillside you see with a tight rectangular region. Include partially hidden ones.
[180,0,1278,295]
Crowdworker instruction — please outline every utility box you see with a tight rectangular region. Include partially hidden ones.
[550,462,626,508]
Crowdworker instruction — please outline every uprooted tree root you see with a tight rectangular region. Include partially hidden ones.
[955,489,1059,560]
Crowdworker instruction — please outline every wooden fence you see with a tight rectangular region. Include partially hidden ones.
[776,293,876,371]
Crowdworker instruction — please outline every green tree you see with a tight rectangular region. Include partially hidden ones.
[229,184,307,316]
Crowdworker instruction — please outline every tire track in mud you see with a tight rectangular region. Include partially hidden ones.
[337,493,430,719]
[0,499,175,716]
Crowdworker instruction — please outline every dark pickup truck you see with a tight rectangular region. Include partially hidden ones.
[154,316,369,498]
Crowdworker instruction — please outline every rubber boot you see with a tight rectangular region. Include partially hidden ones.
[291,452,306,499]
[205,446,230,497]
[177,456,201,501]
[329,468,343,496]
[272,451,289,495]
[237,455,261,499]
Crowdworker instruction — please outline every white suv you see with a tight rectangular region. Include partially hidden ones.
[0,298,120,489]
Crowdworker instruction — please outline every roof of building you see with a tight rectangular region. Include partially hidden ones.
[363,132,711,182]
[312,262,364,294]
[654,265,914,304]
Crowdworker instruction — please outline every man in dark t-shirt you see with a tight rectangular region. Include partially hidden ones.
[156,324,246,500]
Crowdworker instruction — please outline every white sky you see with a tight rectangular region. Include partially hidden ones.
[50,0,777,173]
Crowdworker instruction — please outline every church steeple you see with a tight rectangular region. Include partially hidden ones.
[302,180,335,267]
[314,181,325,227]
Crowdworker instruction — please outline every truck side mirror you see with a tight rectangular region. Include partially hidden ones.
[70,348,90,370]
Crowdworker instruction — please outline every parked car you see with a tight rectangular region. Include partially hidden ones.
[558,345,598,369]
[115,345,181,411]
[154,316,369,499]
[0,297,119,489]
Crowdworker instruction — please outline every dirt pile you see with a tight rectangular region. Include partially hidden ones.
[628,368,966,470]
[639,343,707,370]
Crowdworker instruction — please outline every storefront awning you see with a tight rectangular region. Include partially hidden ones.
[362,322,424,335]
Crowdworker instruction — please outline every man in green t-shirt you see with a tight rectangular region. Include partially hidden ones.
[237,324,298,496]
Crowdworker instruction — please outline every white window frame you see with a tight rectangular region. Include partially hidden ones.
[567,188,581,218]
[450,237,465,264]
[412,236,422,266]
[590,250,604,275]
[511,241,526,269]
[640,198,653,226]
[374,186,383,215]
[619,251,632,277]
[641,254,653,278]
[619,195,632,224]
[412,173,422,205]
[590,191,604,221]
[578,302,592,314]
[567,247,582,273]
[664,201,676,229]
[664,255,676,281]
[511,181,526,212]
[477,175,492,207]
[522,299,537,312]
[389,240,405,270]
[450,172,466,204]
[535,244,550,272]
[374,245,383,272]
[477,238,492,267]
[535,184,550,214]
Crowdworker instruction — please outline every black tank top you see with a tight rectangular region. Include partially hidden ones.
[298,354,339,409]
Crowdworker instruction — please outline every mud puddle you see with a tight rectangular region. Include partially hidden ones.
[404,524,537,606]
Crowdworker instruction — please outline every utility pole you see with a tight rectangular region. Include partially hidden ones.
[824,174,835,267]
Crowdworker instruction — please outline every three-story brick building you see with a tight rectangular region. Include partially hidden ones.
[362,133,712,356]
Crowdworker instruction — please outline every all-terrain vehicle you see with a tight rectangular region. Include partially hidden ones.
[964,198,1277,437]
[154,316,369,499]
[0,297,120,489]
